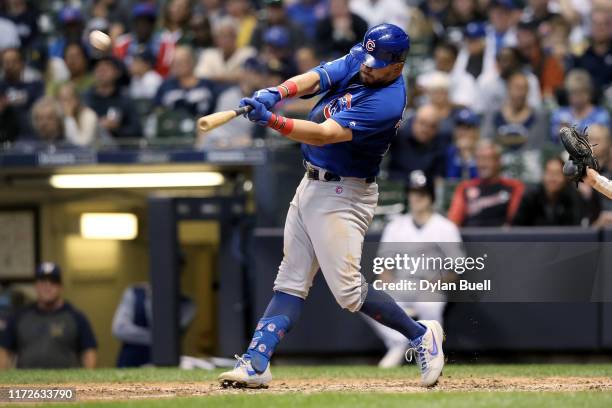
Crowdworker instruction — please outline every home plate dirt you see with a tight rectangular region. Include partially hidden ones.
[35,377,612,401]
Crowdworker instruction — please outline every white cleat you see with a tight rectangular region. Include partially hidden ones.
[218,354,272,389]
[406,320,445,387]
[379,340,410,368]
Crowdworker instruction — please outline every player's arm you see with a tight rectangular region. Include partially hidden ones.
[250,71,322,109]
[585,168,612,199]
[241,98,352,145]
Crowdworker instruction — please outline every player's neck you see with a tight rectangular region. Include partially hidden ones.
[412,210,433,226]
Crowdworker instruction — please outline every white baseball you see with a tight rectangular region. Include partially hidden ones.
[89,30,111,51]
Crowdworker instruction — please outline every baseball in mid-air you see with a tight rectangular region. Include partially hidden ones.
[89,30,111,51]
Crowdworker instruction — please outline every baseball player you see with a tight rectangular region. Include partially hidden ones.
[364,170,462,368]
[219,24,445,388]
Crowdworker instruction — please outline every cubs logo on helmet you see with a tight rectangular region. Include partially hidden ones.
[365,39,375,52]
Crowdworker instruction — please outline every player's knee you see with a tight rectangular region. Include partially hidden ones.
[332,282,367,313]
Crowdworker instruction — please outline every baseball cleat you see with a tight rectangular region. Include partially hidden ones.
[218,354,272,389]
[406,320,445,387]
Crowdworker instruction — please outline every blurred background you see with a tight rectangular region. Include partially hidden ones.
[0,0,611,369]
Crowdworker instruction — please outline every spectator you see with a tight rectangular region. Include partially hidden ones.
[513,157,586,226]
[154,46,217,128]
[388,105,446,182]
[1,47,44,138]
[448,140,524,226]
[420,71,455,145]
[481,71,548,151]
[350,0,411,29]
[250,0,305,52]
[571,9,612,93]
[365,170,462,368]
[286,0,327,41]
[0,81,19,144]
[314,0,368,60]
[516,20,565,100]
[47,42,93,96]
[420,41,477,108]
[0,263,97,369]
[49,7,85,59]
[85,56,142,139]
[475,46,542,114]
[156,0,193,77]
[550,69,610,142]
[31,96,64,144]
[259,26,298,78]
[194,17,256,83]
[446,108,480,180]
[226,0,258,48]
[486,0,521,56]
[112,282,195,367]
[58,83,102,147]
[113,2,159,67]
[128,48,162,99]
[453,22,492,84]
[188,13,213,59]
[1,0,39,50]
[445,0,485,31]
[0,15,20,52]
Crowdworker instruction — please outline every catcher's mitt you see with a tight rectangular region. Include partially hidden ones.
[560,126,599,185]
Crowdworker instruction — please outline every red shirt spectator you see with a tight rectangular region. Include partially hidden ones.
[448,141,524,226]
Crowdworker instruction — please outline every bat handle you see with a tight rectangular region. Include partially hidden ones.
[234,106,253,116]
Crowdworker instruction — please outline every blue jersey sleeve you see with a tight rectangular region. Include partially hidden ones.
[312,52,359,93]
[330,94,403,141]
[73,310,98,352]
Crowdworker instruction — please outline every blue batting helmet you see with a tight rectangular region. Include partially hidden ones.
[350,23,410,69]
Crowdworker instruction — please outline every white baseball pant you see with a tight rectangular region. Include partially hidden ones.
[273,171,378,312]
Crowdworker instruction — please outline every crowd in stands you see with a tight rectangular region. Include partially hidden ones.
[0,0,609,225]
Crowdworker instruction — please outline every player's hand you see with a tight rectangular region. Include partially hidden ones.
[252,88,281,109]
[239,97,271,126]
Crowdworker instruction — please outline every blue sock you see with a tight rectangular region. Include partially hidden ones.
[263,291,304,322]
[246,291,304,372]
[359,284,426,341]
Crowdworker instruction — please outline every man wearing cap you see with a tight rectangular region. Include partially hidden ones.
[219,23,445,389]
[250,0,305,52]
[365,170,463,368]
[445,108,480,180]
[49,7,85,59]
[0,263,97,369]
[448,140,525,226]
[113,3,160,66]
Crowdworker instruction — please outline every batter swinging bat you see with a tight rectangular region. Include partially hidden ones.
[197,106,253,133]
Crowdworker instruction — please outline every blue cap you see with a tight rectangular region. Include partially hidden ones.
[132,2,157,19]
[350,23,410,69]
[35,262,62,283]
[263,26,290,48]
[455,108,480,127]
[492,0,522,10]
[464,22,486,39]
[59,7,83,24]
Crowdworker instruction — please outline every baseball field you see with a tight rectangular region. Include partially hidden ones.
[0,364,611,407]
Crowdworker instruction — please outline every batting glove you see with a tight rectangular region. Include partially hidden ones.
[252,88,282,109]
[239,97,271,126]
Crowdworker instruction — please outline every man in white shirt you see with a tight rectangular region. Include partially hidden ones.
[365,170,463,368]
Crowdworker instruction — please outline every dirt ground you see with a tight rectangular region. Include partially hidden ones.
[23,376,612,401]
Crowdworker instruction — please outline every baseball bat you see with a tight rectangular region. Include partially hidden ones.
[197,106,253,133]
